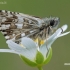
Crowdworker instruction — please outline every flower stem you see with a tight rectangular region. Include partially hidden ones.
[38,67,43,70]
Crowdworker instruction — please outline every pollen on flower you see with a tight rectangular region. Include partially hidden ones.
[40,40,44,45]
[34,38,45,46]
[34,38,38,44]
[19,43,25,48]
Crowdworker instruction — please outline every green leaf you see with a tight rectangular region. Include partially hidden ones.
[43,47,52,64]
[36,51,44,64]
[20,55,37,67]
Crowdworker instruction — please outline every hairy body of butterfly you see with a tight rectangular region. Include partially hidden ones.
[0,10,60,44]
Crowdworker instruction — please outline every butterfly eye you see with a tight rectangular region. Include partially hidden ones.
[50,20,55,26]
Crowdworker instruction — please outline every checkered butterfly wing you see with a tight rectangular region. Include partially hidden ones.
[0,10,44,43]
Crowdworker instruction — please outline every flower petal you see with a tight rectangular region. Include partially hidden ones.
[43,48,52,64]
[43,25,68,50]
[6,39,37,61]
[58,31,70,37]
[61,24,68,32]
[0,49,19,54]
[39,44,48,59]
[21,37,37,61]
[6,40,25,51]
[21,37,36,49]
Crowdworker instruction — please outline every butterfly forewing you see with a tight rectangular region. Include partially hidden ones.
[0,10,60,44]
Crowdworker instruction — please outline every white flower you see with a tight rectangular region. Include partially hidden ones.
[0,24,70,67]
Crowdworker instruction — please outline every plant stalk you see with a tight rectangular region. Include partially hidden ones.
[38,67,43,70]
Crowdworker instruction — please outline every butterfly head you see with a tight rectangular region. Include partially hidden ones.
[43,17,60,29]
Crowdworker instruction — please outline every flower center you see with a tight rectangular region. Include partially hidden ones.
[34,38,45,46]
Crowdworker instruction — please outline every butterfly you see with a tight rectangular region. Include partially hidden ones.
[0,10,60,44]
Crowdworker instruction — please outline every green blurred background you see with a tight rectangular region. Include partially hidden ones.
[0,0,70,70]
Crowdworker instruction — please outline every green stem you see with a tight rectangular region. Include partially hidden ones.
[38,67,43,70]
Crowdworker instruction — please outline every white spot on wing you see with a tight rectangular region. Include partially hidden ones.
[5,36,10,39]
[15,24,23,29]
[21,33,25,37]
